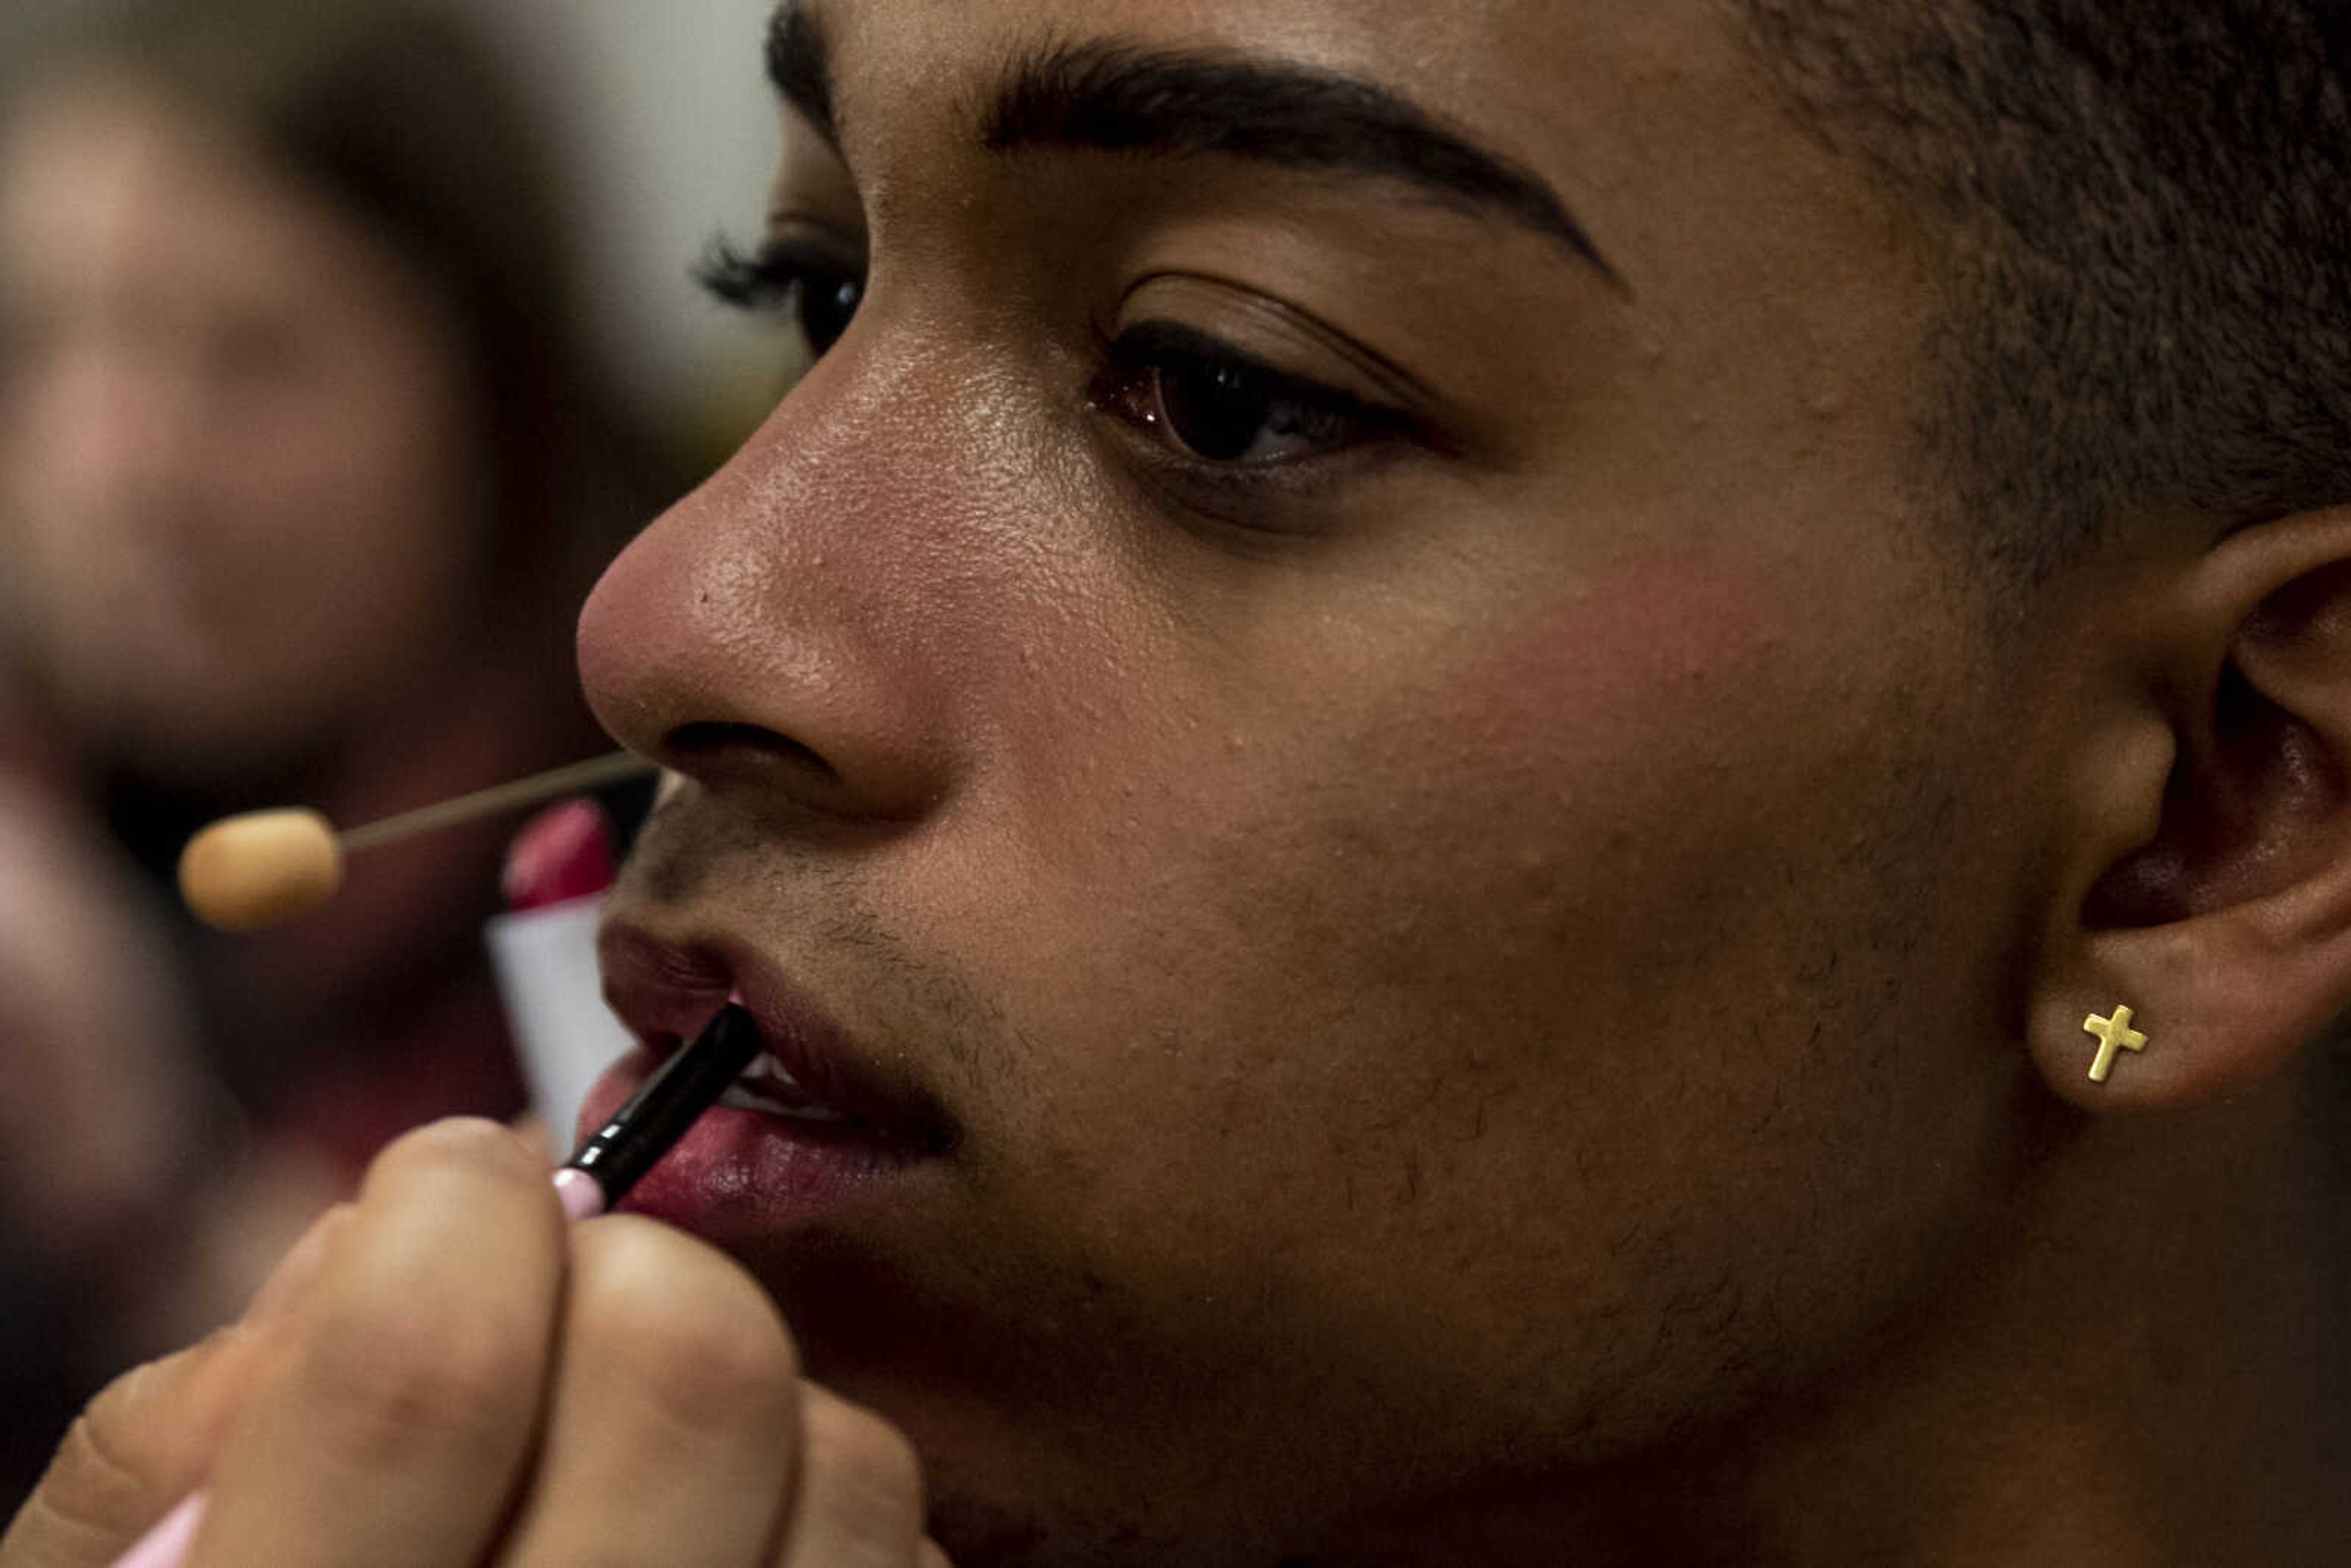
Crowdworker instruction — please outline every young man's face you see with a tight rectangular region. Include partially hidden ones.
[580,0,2067,1557]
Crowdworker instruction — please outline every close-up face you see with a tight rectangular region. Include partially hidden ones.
[577,0,2099,1558]
[0,78,488,779]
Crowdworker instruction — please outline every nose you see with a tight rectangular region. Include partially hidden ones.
[577,361,967,825]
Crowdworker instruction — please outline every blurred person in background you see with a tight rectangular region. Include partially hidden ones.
[0,0,671,1499]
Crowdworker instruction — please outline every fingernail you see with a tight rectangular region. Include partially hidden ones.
[109,1491,206,1568]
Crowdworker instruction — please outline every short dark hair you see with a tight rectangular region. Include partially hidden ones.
[1738,2,2351,582]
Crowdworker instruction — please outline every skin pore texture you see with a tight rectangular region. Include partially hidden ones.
[571,0,2348,1562]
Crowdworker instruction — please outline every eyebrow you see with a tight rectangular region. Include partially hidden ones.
[764,4,1621,286]
[767,3,837,147]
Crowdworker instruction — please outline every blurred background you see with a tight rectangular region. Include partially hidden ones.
[0,0,792,1504]
[2,0,791,453]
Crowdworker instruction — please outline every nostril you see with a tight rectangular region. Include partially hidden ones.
[664,721,840,782]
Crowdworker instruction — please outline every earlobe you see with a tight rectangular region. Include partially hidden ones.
[2025,507,2351,1114]
[2029,913,2351,1112]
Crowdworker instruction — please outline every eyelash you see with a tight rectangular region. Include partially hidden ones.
[697,236,866,359]
[697,239,1416,492]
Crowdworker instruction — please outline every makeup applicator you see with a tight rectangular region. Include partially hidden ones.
[175,750,656,931]
[118,757,762,1568]
[108,1000,764,1568]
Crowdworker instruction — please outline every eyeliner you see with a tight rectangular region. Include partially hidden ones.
[109,1002,765,1568]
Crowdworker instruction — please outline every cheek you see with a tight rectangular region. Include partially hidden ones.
[242,339,474,541]
[893,531,2008,1480]
[209,340,486,635]
[1024,542,1890,1033]
[976,535,1960,1258]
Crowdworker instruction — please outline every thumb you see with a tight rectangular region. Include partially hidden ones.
[0,1205,348,1568]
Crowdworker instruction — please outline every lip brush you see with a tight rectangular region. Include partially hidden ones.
[176,750,657,932]
[553,1000,763,1219]
[110,1000,764,1568]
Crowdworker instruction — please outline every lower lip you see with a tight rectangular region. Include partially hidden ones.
[578,1049,926,1238]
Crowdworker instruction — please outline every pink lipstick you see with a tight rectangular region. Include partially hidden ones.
[585,929,953,1243]
[555,1000,762,1218]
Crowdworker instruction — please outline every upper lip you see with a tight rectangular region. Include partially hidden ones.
[597,920,956,1153]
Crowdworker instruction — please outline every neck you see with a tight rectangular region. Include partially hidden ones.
[1718,1071,2342,1566]
[1352,1068,2347,1566]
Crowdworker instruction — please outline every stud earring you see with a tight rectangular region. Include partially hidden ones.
[2082,1005,2148,1083]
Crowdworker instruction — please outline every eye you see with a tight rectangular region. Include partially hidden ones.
[697,234,866,359]
[1093,320,1410,467]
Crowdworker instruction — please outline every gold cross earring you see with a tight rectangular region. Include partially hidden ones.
[2082,1005,2148,1083]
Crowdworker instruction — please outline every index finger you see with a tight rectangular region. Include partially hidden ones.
[186,1120,566,1568]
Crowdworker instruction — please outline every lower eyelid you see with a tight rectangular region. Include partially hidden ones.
[1094,353,1410,477]
[1092,392,1415,513]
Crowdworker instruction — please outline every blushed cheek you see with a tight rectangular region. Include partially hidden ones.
[1323,542,1894,917]
[1013,535,1919,1156]
[925,546,1943,1452]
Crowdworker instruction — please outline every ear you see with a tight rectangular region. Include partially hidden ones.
[2027,505,2351,1112]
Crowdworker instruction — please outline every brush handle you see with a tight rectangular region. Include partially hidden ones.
[561,1003,762,1206]
[340,751,655,852]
